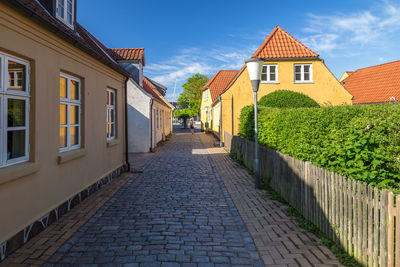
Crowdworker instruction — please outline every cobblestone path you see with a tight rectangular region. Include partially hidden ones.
[200,134,343,267]
[47,131,263,266]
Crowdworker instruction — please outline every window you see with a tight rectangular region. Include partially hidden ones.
[0,53,30,167]
[294,64,312,83]
[106,89,116,140]
[261,65,278,83]
[56,0,74,28]
[59,73,81,151]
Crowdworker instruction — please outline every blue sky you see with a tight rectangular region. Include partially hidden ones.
[78,0,400,101]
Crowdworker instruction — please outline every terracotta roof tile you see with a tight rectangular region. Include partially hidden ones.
[203,70,239,102]
[108,48,145,66]
[343,60,400,104]
[252,26,319,59]
[143,76,171,107]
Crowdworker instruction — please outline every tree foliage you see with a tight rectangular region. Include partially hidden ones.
[176,73,209,118]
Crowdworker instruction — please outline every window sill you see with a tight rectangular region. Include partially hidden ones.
[294,81,314,84]
[261,81,279,84]
[0,162,40,185]
[58,148,87,165]
[107,139,119,148]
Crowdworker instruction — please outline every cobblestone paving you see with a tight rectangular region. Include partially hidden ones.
[200,133,343,267]
[47,131,263,266]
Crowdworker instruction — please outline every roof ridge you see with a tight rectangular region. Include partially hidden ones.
[252,26,319,59]
[351,60,400,72]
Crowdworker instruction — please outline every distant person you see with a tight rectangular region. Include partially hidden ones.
[190,119,194,135]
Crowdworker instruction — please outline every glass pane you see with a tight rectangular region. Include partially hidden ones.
[304,73,310,81]
[261,74,267,81]
[110,123,115,138]
[270,73,276,81]
[70,126,79,146]
[7,130,25,159]
[8,61,26,91]
[295,65,301,73]
[67,13,72,24]
[107,123,109,137]
[60,77,67,98]
[110,91,115,105]
[110,109,115,123]
[107,91,110,105]
[67,1,72,12]
[270,66,276,74]
[70,105,79,124]
[304,65,310,73]
[60,104,67,125]
[60,127,67,148]
[295,73,301,81]
[8,98,25,127]
[70,80,79,100]
[261,66,267,74]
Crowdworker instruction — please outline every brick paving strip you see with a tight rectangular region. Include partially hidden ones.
[199,133,344,267]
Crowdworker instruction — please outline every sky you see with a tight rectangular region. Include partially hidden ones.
[78,0,400,102]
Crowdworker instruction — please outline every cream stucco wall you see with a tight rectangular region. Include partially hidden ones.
[0,3,127,244]
[220,59,353,141]
[211,101,221,134]
[200,89,212,130]
[152,101,172,148]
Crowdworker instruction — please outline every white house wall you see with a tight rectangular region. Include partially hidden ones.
[152,101,172,147]
[127,79,151,152]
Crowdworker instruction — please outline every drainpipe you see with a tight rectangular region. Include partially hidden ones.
[219,96,223,147]
[150,99,154,152]
[124,77,131,172]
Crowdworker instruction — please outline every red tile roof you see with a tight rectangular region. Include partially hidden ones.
[252,26,319,59]
[5,0,127,76]
[203,70,239,102]
[343,60,400,104]
[108,48,145,66]
[143,76,171,108]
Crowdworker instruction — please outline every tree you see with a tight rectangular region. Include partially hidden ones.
[176,73,209,118]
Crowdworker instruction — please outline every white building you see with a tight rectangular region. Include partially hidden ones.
[108,48,173,152]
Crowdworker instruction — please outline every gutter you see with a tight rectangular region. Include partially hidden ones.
[124,77,131,172]
[219,95,223,147]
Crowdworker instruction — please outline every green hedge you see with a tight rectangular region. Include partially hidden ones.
[239,104,400,192]
[258,90,320,108]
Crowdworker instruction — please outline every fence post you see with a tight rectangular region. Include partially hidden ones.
[388,191,394,267]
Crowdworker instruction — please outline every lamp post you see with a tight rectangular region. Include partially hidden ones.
[245,58,264,189]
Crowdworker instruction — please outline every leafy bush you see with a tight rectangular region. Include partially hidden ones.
[258,90,320,108]
[239,104,400,192]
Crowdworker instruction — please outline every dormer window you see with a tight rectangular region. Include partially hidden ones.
[56,0,74,29]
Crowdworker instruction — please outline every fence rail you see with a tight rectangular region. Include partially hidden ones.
[228,134,399,267]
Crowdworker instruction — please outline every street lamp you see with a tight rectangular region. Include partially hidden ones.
[245,58,264,189]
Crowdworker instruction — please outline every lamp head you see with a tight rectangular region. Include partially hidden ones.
[245,58,264,92]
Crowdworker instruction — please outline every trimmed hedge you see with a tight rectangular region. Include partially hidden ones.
[239,104,400,192]
[258,90,320,108]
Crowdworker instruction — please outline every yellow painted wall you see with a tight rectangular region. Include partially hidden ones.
[339,72,350,82]
[220,59,353,141]
[211,101,221,134]
[200,89,212,130]
[0,3,127,243]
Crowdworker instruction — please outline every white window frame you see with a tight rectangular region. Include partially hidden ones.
[294,64,313,83]
[56,0,75,29]
[106,89,116,140]
[0,53,30,167]
[59,73,81,152]
[261,64,278,83]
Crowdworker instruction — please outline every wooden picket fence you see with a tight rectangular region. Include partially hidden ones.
[229,135,400,266]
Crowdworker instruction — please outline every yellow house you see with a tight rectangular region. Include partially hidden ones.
[200,70,239,137]
[220,26,353,142]
[0,0,130,260]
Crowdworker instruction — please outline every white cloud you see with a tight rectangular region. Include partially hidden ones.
[145,44,256,101]
[301,0,400,53]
